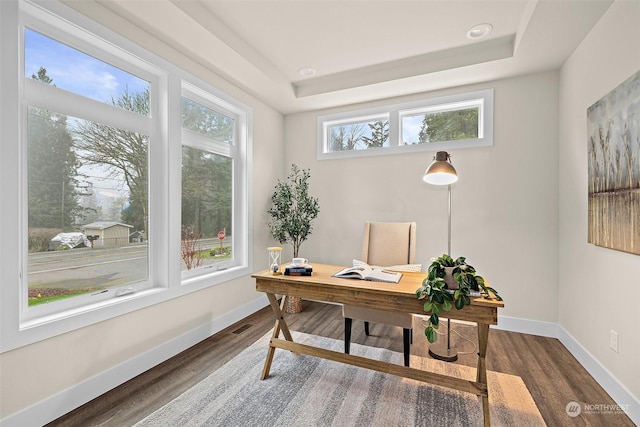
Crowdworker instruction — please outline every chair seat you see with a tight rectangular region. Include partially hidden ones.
[342,221,418,368]
[342,305,413,329]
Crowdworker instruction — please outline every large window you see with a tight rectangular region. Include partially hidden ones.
[22,25,154,323]
[0,0,251,350]
[317,89,493,160]
[180,89,237,278]
[24,28,152,319]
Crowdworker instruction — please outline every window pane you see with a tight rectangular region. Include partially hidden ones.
[402,107,479,145]
[181,97,235,143]
[181,146,233,271]
[27,107,149,307]
[328,119,389,152]
[24,28,149,115]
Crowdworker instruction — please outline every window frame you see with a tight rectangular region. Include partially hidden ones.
[0,0,253,352]
[179,82,245,283]
[317,89,493,160]
[21,14,160,325]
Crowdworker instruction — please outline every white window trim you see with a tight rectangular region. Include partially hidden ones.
[20,10,162,325]
[179,84,244,283]
[0,0,253,352]
[317,89,493,160]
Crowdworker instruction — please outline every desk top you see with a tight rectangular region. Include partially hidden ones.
[252,263,503,324]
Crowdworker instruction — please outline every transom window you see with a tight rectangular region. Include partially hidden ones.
[317,89,493,160]
[327,114,390,151]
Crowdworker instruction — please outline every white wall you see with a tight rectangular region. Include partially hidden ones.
[0,4,284,424]
[284,71,560,324]
[559,0,640,408]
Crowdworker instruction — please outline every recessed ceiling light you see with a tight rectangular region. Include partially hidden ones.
[466,23,493,40]
[298,67,317,77]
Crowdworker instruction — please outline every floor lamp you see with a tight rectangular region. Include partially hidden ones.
[422,151,459,362]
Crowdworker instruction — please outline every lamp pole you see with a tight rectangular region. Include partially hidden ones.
[423,151,458,362]
[438,183,456,360]
[448,184,452,256]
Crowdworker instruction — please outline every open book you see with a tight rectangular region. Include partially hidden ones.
[333,266,402,284]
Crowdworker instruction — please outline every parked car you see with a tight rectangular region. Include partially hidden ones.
[48,232,88,250]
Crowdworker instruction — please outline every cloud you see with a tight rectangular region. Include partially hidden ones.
[25,29,146,104]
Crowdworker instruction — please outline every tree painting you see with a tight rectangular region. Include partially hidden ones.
[587,70,640,255]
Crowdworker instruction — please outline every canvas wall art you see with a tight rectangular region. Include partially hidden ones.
[587,70,640,255]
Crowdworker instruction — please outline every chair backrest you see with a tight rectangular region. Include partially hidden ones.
[361,221,416,266]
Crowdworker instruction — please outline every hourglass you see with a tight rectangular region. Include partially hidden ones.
[268,247,283,274]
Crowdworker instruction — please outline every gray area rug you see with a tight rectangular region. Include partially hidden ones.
[135,331,546,426]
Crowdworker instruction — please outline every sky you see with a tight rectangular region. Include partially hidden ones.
[24,28,148,104]
[402,115,424,145]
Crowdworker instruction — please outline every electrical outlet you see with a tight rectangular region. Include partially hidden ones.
[609,330,618,353]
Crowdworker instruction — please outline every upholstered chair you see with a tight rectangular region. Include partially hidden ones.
[342,221,417,367]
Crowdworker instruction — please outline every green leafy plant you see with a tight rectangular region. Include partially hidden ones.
[415,254,503,343]
[268,164,320,257]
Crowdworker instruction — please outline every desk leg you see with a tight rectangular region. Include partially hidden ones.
[477,323,491,427]
[261,293,294,380]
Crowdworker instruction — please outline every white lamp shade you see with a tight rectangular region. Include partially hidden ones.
[423,171,458,185]
[423,151,458,185]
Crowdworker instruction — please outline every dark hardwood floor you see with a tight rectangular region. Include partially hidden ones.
[48,301,634,426]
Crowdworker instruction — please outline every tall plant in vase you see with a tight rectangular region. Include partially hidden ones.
[268,164,320,312]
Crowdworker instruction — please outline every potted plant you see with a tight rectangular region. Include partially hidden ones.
[268,164,320,312]
[415,254,503,343]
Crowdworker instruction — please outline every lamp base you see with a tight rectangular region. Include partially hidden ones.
[428,342,459,362]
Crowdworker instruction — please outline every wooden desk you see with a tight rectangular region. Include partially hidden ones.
[252,263,504,426]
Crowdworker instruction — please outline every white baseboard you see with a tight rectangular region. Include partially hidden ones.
[2,305,637,427]
[493,315,639,425]
[494,314,560,338]
[0,295,269,427]
[557,326,640,425]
